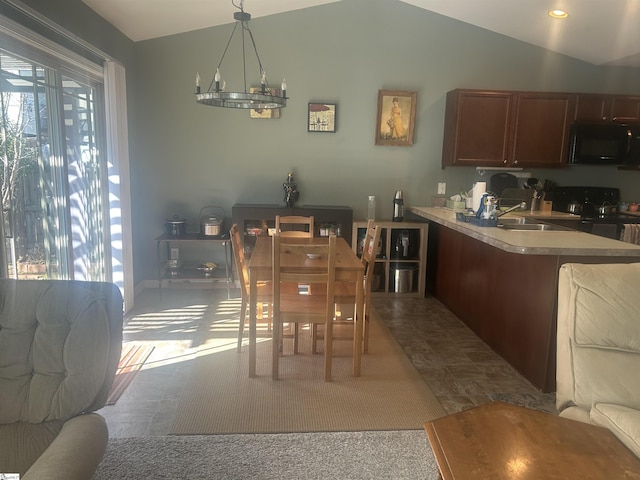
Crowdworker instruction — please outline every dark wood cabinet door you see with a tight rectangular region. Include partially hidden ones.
[574,94,640,122]
[574,94,611,122]
[511,92,573,167]
[610,96,640,122]
[442,90,515,167]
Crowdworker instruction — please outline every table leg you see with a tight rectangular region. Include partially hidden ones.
[353,273,364,377]
[249,270,257,378]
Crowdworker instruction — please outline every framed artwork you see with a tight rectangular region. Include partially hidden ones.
[308,103,337,132]
[375,90,417,146]
[249,87,281,119]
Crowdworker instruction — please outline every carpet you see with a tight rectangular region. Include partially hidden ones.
[169,310,446,434]
[92,430,440,480]
[106,343,155,405]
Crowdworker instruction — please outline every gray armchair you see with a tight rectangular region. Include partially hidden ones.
[0,279,123,479]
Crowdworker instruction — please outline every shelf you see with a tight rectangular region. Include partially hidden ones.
[155,233,233,297]
[352,220,428,297]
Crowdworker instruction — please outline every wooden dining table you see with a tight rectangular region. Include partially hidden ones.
[247,235,365,378]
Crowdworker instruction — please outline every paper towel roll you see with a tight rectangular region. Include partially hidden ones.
[472,182,486,213]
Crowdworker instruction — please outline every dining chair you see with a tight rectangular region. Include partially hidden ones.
[314,220,382,354]
[272,233,337,381]
[230,224,299,352]
[275,215,314,238]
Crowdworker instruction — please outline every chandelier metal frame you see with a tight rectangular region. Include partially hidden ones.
[195,1,287,109]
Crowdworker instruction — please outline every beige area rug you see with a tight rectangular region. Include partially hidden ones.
[169,309,446,434]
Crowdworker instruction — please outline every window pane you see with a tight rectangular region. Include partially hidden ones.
[0,48,107,281]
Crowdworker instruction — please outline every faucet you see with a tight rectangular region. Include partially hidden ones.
[497,202,527,217]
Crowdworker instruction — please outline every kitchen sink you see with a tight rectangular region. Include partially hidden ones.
[497,222,573,231]
[496,217,541,225]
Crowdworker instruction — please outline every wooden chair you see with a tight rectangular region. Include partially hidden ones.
[230,224,298,352]
[272,233,337,381]
[275,215,314,238]
[314,220,382,354]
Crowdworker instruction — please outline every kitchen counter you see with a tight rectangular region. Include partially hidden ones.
[408,206,640,257]
[408,205,640,392]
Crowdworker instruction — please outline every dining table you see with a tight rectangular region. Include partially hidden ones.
[247,235,365,378]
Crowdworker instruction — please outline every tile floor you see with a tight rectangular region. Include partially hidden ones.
[98,287,556,438]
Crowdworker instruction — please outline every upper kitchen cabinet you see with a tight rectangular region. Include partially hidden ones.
[442,89,514,167]
[574,94,640,122]
[511,92,574,168]
[442,89,573,168]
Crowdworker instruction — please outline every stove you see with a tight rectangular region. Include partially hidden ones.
[550,186,619,215]
[548,186,640,240]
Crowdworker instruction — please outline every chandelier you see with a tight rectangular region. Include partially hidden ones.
[195,0,287,109]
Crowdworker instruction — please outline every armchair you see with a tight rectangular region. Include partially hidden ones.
[0,279,123,479]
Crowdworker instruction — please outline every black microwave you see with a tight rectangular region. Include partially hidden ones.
[568,122,640,165]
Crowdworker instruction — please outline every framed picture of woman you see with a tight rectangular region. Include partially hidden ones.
[375,90,417,146]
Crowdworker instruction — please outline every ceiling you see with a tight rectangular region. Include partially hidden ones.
[81,0,640,67]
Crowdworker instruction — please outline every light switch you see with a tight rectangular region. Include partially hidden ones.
[437,182,446,195]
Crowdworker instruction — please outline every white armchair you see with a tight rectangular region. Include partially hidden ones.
[556,262,640,458]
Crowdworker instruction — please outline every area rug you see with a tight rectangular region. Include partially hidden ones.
[93,430,440,480]
[169,310,446,434]
[106,343,155,405]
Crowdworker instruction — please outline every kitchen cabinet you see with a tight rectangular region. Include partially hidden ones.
[442,89,514,167]
[352,220,427,297]
[155,232,232,296]
[232,204,352,258]
[511,92,573,167]
[425,219,640,392]
[442,89,573,168]
[574,93,640,122]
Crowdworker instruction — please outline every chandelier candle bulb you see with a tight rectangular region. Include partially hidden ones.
[281,79,287,98]
[214,68,221,91]
[195,72,200,94]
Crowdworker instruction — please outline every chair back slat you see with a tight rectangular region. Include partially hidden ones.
[275,215,314,238]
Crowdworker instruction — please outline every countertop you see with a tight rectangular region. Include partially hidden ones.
[408,206,640,257]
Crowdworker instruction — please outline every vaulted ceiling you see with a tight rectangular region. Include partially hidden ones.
[81,0,640,67]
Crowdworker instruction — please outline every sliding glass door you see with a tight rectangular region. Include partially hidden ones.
[0,48,108,281]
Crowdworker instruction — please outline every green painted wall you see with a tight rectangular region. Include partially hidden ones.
[19,0,640,284]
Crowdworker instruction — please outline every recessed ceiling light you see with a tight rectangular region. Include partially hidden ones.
[548,9,569,19]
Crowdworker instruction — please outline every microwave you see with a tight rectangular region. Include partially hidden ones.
[568,122,640,165]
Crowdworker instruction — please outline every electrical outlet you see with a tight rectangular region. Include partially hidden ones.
[437,182,446,195]
[170,248,180,260]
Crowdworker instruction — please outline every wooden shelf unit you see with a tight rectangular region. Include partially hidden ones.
[352,220,427,297]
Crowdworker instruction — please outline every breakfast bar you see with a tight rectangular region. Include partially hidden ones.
[409,206,640,392]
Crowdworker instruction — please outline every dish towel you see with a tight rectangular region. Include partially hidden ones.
[621,224,640,245]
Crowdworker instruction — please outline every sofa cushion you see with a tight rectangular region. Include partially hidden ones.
[556,263,640,413]
[0,282,110,423]
[0,419,64,475]
[591,403,640,458]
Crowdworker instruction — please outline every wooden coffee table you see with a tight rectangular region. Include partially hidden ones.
[424,401,640,479]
